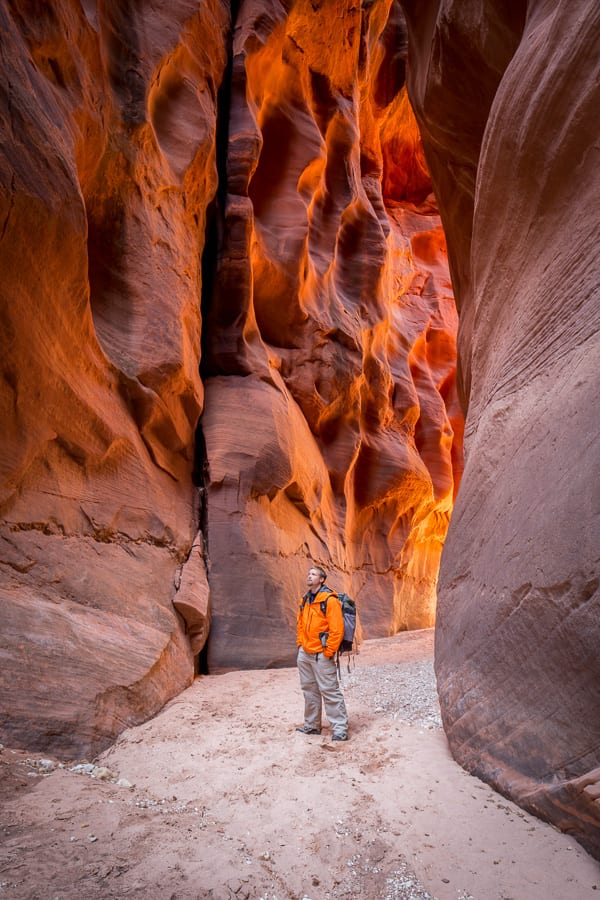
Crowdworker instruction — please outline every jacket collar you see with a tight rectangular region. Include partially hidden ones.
[303,585,330,603]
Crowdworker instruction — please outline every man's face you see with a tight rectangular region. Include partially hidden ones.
[307,568,324,591]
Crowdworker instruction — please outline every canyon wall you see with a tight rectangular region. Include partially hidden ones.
[3,0,594,860]
[0,0,229,755]
[0,0,460,754]
[202,0,461,670]
[402,0,600,859]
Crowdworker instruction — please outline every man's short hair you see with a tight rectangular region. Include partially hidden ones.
[311,565,327,581]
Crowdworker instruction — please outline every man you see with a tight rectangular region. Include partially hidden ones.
[296,565,349,741]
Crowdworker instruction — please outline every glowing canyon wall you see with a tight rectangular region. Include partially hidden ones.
[0,0,460,754]
[403,0,600,859]
[1,0,597,860]
[0,0,227,755]
[202,0,461,670]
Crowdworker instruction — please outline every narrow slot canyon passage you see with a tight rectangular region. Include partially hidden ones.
[196,0,462,674]
[0,0,598,894]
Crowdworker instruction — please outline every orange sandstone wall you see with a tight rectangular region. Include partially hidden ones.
[202,0,461,670]
[402,0,600,859]
[0,0,230,755]
[0,0,460,753]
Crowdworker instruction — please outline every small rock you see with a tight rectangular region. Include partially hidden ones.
[70,763,95,775]
[91,766,116,781]
[38,759,56,772]
[116,778,134,789]
[89,835,98,843]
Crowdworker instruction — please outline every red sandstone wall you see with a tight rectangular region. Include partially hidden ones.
[0,0,460,753]
[0,0,230,755]
[402,0,600,859]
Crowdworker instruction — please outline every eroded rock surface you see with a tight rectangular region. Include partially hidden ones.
[202,0,461,670]
[403,0,600,859]
[0,0,597,864]
[0,0,230,755]
[0,0,460,752]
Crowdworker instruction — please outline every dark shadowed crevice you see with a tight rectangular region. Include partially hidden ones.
[196,640,210,676]
[193,0,242,674]
[199,195,220,379]
[199,0,242,380]
[191,422,210,674]
[191,423,209,541]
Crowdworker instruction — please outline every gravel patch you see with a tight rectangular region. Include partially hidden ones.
[341,658,442,730]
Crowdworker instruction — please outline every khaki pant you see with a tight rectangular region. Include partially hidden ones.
[297,646,348,737]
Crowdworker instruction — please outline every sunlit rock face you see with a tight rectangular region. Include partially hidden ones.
[403,0,600,858]
[0,0,460,753]
[0,0,229,755]
[202,0,461,670]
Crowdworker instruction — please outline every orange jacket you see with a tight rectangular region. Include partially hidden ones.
[296,586,344,658]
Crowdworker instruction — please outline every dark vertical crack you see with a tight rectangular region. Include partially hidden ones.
[190,422,210,675]
[191,423,209,544]
[193,0,242,674]
[199,0,241,378]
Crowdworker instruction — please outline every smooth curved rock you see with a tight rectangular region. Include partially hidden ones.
[0,0,230,755]
[403,0,600,858]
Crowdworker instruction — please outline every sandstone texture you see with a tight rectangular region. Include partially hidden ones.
[4,0,595,863]
[202,0,461,670]
[402,0,600,859]
[0,0,230,755]
[0,0,460,754]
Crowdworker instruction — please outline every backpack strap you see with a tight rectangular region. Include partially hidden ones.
[317,590,343,676]
[318,588,335,617]
[300,591,315,611]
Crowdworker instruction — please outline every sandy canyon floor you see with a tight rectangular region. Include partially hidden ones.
[1,629,598,899]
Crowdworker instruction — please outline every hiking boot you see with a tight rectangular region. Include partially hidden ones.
[296,725,321,735]
[332,733,348,741]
